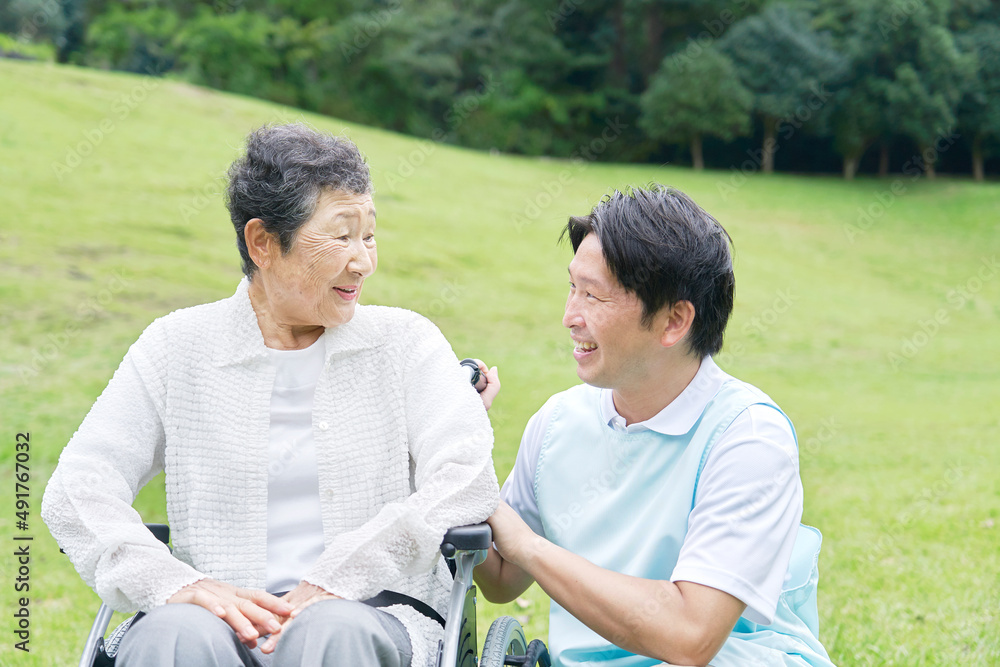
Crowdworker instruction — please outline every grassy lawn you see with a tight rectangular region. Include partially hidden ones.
[1,59,998,666]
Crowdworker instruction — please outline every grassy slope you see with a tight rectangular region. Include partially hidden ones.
[1,59,998,666]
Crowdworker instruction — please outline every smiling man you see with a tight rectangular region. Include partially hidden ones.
[475,186,834,667]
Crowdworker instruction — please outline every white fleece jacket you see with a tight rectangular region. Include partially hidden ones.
[41,279,500,665]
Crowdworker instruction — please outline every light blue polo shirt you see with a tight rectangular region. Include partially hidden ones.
[503,359,833,666]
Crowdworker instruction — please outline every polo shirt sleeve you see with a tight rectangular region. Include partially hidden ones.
[500,398,558,538]
[670,404,803,625]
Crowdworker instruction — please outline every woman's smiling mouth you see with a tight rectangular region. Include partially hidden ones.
[333,285,359,300]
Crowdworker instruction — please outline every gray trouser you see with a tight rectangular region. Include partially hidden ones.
[117,599,413,667]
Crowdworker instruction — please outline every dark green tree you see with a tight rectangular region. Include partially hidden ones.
[719,4,847,173]
[56,0,87,63]
[813,1,889,179]
[639,47,752,170]
[819,0,972,179]
[956,23,1000,180]
[85,5,179,75]
[0,0,68,45]
[882,15,972,179]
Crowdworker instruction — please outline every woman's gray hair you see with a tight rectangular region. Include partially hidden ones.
[226,124,373,277]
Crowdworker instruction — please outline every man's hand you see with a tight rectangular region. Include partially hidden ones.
[167,579,292,649]
[485,502,745,665]
[258,581,341,654]
[474,501,539,604]
[486,500,546,566]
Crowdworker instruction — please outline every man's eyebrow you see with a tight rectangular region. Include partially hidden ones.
[568,267,599,287]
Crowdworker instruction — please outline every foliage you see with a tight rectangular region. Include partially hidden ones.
[639,47,753,158]
[1,0,998,176]
[0,0,67,45]
[85,5,180,75]
[956,23,1000,152]
[882,13,973,156]
[173,9,285,97]
[720,5,845,123]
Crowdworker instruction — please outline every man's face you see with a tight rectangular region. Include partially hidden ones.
[562,233,664,391]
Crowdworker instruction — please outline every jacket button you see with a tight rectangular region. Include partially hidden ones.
[318,421,329,431]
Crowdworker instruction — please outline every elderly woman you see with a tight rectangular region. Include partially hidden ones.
[41,124,500,667]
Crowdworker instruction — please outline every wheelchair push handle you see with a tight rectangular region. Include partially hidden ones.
[460,358,489,392]
[440,523,492,559]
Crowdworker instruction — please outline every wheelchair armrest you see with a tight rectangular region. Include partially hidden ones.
[440,523,492,558]
[146,523,170,546]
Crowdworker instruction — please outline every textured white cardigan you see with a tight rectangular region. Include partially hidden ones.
[42,279,500,665]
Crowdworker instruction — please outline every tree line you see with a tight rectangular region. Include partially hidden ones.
[4,0,999,179]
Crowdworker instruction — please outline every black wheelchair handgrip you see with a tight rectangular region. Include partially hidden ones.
[146,523,170,546]
[440,523,492,558]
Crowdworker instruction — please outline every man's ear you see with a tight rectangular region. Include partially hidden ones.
[244,219,276,271]
[660,300,696,349]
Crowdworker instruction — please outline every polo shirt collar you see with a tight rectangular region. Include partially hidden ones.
[600,356,732,435]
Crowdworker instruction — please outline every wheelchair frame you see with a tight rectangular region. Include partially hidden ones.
[76,523,548,667]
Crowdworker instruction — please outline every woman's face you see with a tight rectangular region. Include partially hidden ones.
[260,189,377,330]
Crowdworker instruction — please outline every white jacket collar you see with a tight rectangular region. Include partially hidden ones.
[213,278,386,367]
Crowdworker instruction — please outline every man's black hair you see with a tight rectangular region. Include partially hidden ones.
[563,184,735,357]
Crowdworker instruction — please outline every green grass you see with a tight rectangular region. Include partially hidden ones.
[1,59,999,666]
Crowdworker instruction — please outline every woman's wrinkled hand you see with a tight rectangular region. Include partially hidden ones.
[258,581,341,654]
[167,578,293,648]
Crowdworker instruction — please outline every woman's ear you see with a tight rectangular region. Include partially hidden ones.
[244,219,275,271]
[660,300,696,349]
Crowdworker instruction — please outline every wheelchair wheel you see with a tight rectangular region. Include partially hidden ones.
[479,616,527,667]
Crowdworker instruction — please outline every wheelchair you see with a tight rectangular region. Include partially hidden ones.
[76,522,549,667]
